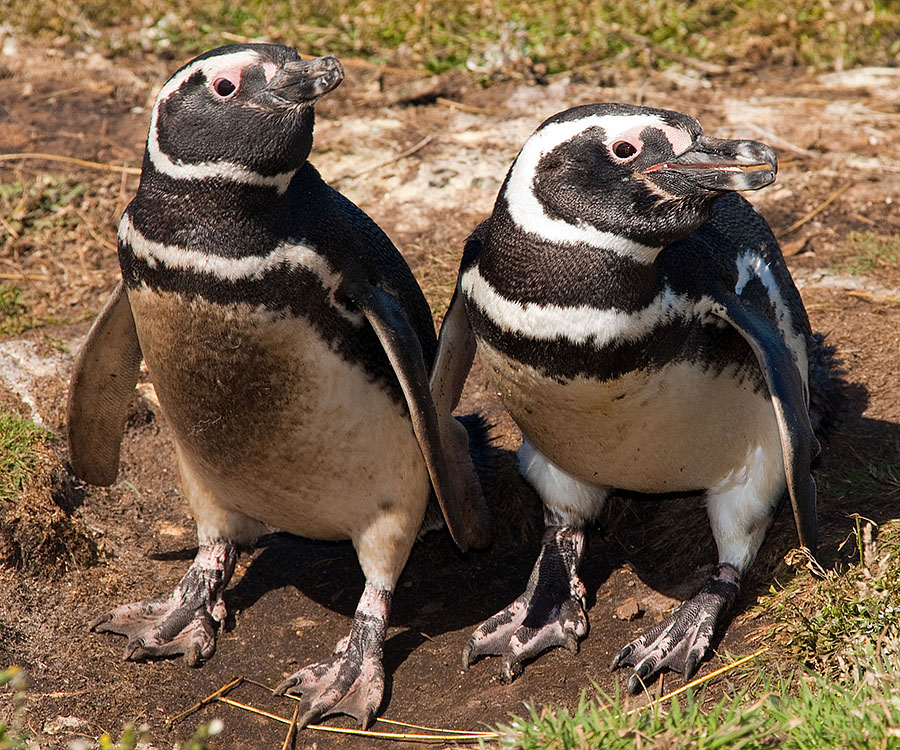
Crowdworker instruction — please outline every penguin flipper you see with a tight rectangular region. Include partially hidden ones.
[431,286,476,416]
[67,281,143,485]
[711,290,819,553]
[349,280,478,552]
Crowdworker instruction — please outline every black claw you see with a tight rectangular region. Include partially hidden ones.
[626,672,644,695]
[461,644,474,671]
[89,614,111,632]
[502,656,523,684]
[273,678,295,696]
[684,652,700,682]
[611,645,632,671]
[184,643,202,668]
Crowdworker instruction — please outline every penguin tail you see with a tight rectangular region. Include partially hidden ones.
[419,412,502,541]
[455,412,503,499]
[808,332,848,444]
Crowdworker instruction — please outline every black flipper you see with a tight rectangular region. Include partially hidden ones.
[711,290,819,552]
[348,280,484,551]
[67,281,143,486]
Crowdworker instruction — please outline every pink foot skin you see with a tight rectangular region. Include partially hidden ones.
[611,563,741,693]
[90,543,237,667]
[463,525,588,682]
[275,584,390,729]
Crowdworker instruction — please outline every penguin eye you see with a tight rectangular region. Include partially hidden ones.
[612,141,639,159]
[212,77,238,98]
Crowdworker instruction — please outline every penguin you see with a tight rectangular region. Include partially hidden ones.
[66,43,490,728]
[432,102,835,690]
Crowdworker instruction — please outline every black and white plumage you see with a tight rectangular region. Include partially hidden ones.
[435,102,831,689]
[66,43,490,728]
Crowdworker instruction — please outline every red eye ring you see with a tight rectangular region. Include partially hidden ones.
[212,77,237,98]
[612,141,638,159]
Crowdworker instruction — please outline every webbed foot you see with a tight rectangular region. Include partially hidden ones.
[90,543,237,667]
[463,526,588,682]
[611,563,741,693]
[275,585,390,729]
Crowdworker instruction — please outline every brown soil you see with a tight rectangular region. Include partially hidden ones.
[1,37,899,749]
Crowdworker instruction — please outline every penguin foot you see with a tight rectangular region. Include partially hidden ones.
[90,543,237,667]
[463,525,588,682]
[611,563,741,693]
[275,584,390,728]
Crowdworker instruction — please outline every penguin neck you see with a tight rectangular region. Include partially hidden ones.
[129,159,312,258]
[481,208,662,313]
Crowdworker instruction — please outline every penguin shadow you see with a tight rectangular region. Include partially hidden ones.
[220,440,550,677]
[597,378,900,619]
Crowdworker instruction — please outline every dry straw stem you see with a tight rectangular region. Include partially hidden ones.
[165,676,244,726]
[847,290,900,306]
[0,153,141,176]
[196,650,768,744]
[782,181,854,236]
[280,704,300,750]
[333,134,435,184]
[627,646,770,715]
[219,695,496,743]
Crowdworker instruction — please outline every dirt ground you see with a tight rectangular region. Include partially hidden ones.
[1,36,899,749]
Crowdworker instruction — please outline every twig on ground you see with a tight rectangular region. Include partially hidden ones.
[74,208,118,255]
[280,704,300,750]
[741,123,817,159]
[166,676,243,725]
[0,273,50,281]
[436,97,504,116]
[847,290,900,306]
[333,134,434,184]
[0,153,141,175]
[782,181,854,236]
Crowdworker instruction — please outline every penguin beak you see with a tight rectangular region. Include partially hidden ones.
[268,56,344,104]
[643,135,777,193]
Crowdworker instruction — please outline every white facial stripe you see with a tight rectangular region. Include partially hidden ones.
[461,264,707,347]
[504,114,673,264]
[148,49,295,193]
[735,252,809,397]
[119,213,363,325]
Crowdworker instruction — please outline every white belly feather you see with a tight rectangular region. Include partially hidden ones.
[478,339,780,493]
[128,288,430,549]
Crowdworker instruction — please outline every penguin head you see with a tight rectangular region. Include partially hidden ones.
[501,103,777,257]
[146,44,344,190]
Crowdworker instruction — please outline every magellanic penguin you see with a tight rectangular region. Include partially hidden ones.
[66,43,491,728]
[433,102,837,690]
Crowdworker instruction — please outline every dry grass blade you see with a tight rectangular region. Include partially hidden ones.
[628,646,770,716]
[218,694,497,742]
[377,717,494,736]
[0,153,141,175]
[782,181,854,236]
[847,290,900,306]
[333,134,435,184]
[166,677,243,725]
[281,704,300,750]
[0,273,50,281]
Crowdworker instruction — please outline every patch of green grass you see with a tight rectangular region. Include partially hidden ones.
[4,0,899,75]
[761,515,900,676]
[503,649,900,749]
[0,283,59,336]
[506,511,900,748]
[833,231,900,276]
[0,177,86,242]
[0,412,49,503]
[0,665,220,748]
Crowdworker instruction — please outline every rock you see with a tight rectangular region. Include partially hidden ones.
[614,597,644,622]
